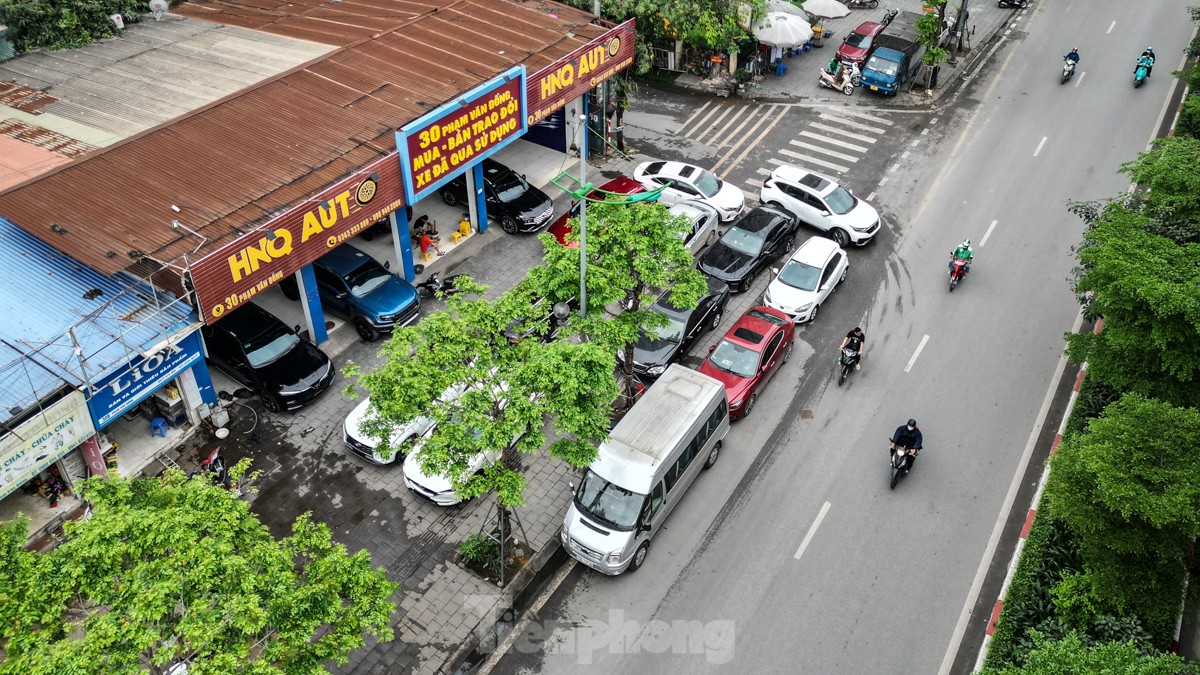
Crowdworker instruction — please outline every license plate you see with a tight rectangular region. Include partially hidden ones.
[870,85,878,91]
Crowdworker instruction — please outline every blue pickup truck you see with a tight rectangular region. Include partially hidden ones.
[860,10,926,95]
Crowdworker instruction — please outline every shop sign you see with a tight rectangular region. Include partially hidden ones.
[526,20,637,126]
[188,153,405,324]
[0,390,94,501]
[86,331,204,429]
[397,66,527,204]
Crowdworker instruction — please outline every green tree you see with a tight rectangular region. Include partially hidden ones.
[917,1,950,84]
[1176,94,1200,140]
[1065,207,1200,405]
[1043,394,1200,632]
[981,630,1200,675]
[0,470,396,675]
[530,201,708,401]
[1119,135,1200,243]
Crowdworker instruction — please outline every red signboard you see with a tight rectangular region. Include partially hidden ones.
[398,69,527,204]
[188,152,405,324]
[525,19,637,126]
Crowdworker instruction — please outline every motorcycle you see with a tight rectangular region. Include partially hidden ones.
[846,0,879,8]
[192,447,234,490]
[416,271,464,298]
[948,257,970,292]
[997,0,1028,7]
[889,443,919,490]
[837,347,859,386]
[1061,58,1076,84]
[818,62,860,96]
[1134,59,1152,88]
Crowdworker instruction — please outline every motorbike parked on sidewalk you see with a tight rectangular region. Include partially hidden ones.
[818,62,860,96]
[1061,58,1076,84]
[889,442,919,490]
[948,257,970,292]
[416,271,465,298]
[998,0,1028,8]
[837,347,859,386]
[192,447,234,490]
[846,0,879,8]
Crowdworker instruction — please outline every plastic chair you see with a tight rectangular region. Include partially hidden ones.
[150,417,169,438]
[451,231,465,245]
[421,249,436,262]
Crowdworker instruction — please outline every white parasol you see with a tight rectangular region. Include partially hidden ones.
[799,0,851,19]
[752,11,813,48]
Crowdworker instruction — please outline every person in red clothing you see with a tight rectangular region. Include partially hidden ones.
[419,233,444,257]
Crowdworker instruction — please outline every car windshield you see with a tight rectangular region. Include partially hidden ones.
[644,312,687,344]
[344,260,391,298]
[244,331,301,368]
[719,226,765,256]
[865,54,899,77]
[575,469,642,531]
[825,186,857,215]
[694,169,722,198]
[708,339,759,378]
[493,170,530,202]
[846,32,873,49]
[777,259,821,291]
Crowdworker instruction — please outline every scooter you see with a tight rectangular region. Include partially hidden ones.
[997,0,1028,7]
[818,62,860,96]
[837,347,859,386]
[1134,59,1152,88]
[1061,58,1076,84]
[192,447,234,490]
[889,442,919,490]
[949,257,970,292]
[846,0,879,8]
[416,271,465,298]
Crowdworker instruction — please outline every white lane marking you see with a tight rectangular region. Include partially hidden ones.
[744,177,765,188]
[823,108,893,125]
[938,310,1085,675]
[711,105,781,174]
[878,176,889,186]
[716,106,789,179]
[910,139,921,147]
[817,113,887,134]
[866,191,876,201]
[788,138,860,162]
[807,122,877,144]
[794,501,832,560]
[1076,71,1086,87]
[930,117,939,125]
[904,335,930,373]
[708,105,755,148]
[921,128,929,136]
[768,152,854,172]
[1033,136,1048,157]
[1106,20,1116,33]
[684,101,727,139]
[675,99,714,135]
[979,219,998,247]
[799,129,870,152]
[901,150,910,159]
[716,105,769,150]
[757,167,773,176]
[696,104,737,144]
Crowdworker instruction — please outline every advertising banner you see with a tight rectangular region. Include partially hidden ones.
[0,390,94,500]
[188,153,405,324]
[525,19,636,126]
[397,66,527,204]
[86,330,204,429]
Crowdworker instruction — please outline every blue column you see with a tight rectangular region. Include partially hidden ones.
[189,359,217,405]
[297,264,328,344]
[391,209,415,282]
[472,162,488,233]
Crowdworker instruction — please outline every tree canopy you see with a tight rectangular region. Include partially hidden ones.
[0,470,396,675]
[1119,135,1200,243]
[980,630,1200,675]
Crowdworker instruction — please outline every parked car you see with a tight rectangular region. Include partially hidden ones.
[628,276,730,378]
[200,302,333,413]
[697,205,797,293]
[438,158,554,234]
[699,306,795,420]
[279,244,419,341]
[403,438,501,506]
[763,236,849,323]
[668,200,721,255]
[633,160,745,222]
[343,380,468,465]
[547,176,648,247]
[836,20,888,66]
[760,165,881,248]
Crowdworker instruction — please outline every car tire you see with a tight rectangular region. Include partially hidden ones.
[742,270,755,292]
[629,541,651,572]
[743,393,758,417]
[709,308,723,331]
[280,278,299,301]
[262,393,283,414]
[706,229,717,248]
[831,228,851,247]
[840,267,848,282]
[355,317,382,342]
[782,236,795,253]
[809,303,820,323]
[441,190,458,207]
[500,216,519,234]
[783,340,794,362]
[703,440,722,470]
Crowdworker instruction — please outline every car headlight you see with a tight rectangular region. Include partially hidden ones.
[646,365,665,376]
[729,399,743,410]
[607,549,624,564]
[797,303,813,312]
[763,290,773,304]
[851,223,873,233]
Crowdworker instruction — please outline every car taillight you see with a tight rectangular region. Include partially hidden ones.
[763,179,772,188]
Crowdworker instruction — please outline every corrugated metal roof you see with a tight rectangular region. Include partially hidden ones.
[0,217,195,412]
[0,0,604,277]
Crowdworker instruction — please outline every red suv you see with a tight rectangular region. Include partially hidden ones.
[836,21,887,66]
[546,176,648,247]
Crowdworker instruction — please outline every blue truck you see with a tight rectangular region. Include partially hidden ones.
[860,10,926,95]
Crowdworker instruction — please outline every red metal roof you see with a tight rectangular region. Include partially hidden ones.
[0,0,605,276]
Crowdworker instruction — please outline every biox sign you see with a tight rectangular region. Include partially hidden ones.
[87,331,204,428]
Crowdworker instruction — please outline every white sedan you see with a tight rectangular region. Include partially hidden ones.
[634,160,745,222]
[403,439,501,506]
[762,237,849,323]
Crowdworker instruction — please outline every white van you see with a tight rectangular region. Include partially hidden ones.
[561,365,729,575]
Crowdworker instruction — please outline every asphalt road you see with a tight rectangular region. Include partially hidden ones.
[486,2,1196,673]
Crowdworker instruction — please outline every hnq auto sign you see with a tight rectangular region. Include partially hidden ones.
[525,19,636,126]
[187,153,405,324]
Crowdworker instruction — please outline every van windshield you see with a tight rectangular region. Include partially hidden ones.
[574,469,643,532]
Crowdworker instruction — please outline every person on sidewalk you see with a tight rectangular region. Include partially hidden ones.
[419,233,444,257]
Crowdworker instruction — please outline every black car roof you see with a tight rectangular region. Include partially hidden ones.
[217,302,288,342]
[730,206,790,233]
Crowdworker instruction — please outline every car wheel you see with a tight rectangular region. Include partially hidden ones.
[441,190,458,207]
[809,303,820,323]
[706,229,717,247]
[629,541,651,571]
[501,216,519,234]
[709,308,723,331]
[742,270,755,292]
[280,278,299,301]
[703,440,722,470]
[783,236,795,253]
[783,340,794,362]
[743,393,758,417]
[831,229,851,247]
[355,317,381,342]
[262,393,283,414]
[840,266,848,282]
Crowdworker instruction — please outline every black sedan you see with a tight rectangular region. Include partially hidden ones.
[200,303,333,413]
[439,159,554,234]
[697,205,796,293]
[630,277,730,378]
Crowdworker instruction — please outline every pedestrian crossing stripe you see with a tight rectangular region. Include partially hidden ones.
[772,152,849,175]
[787,139,860,162]
[817,113,888,134]
[798,129,870,153]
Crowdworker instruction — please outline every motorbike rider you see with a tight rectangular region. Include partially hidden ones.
[839,327,865,370]
[1139,46,1156,77]
[949,238,973,275]
[1064,47,1080,68]
[890,419,923,474]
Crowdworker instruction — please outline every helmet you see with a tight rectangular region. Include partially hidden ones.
[1072,47,1078,51]
[907,418,917,428]
[1147,46,1153,50]
[962,239,971,247]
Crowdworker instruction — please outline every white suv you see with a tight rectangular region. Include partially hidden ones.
[760,165,881,247]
